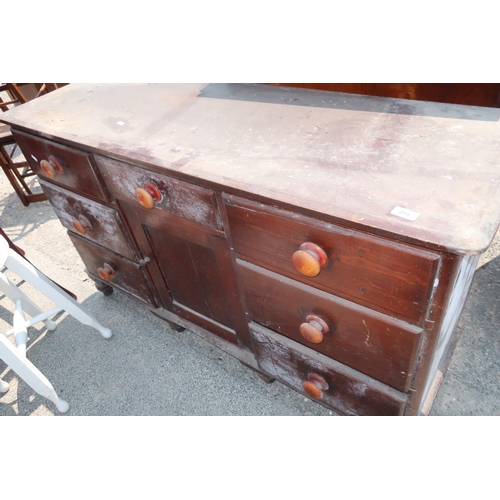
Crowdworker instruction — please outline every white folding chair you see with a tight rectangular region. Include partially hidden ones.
[0,233,111,413]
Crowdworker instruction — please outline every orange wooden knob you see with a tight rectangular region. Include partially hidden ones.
[299,315,329,344]
[48,155,63,173]
[292,242,327,277]
[72,218,85,234]
[40,159,56,178]
[302,374,329,400]
[72,214,92,235]
[135,182,162,209]
[302,381,324,399]
[97,263,115,281]
[40,156,63,178]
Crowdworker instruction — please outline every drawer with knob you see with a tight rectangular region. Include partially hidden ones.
[250,323,407,416]
[224,194,440,324]
[238,260,422,391]
[40,181,136,260]
[67,233,157,307]
[94,155,222,230]
[11,130,108,202]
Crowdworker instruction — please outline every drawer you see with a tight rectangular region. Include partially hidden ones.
[41,181,135,260]
[238,260,422,391]
[95,155,223,230]
[68,233,157,307]
[250,323,407,415]
[224,195,440,324]
[11,130,108,202]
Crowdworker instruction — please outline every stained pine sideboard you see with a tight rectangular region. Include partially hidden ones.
[2,83,500,416]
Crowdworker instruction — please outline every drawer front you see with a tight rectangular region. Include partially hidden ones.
[68,233,157,307]
[250,323,407,416]
[41,181,135,260]
[225,195,440,324]
[238,260,422,391]
[12,130,108,202]
[95,155,222,230]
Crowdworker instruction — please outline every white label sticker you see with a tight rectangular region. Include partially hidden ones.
[390,206,420,221]
[31,154,38,162]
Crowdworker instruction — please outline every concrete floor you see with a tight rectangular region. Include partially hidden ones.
[1,164,499,416]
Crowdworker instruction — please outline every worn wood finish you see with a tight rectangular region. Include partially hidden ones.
[250,323,407,416]
[12,130,108,202]
[40,181,136,260]
[237,259,422,391]
[95,155,222,230]
[2,83,500,416]
[225,194,440,324]
[267,83,500,108]
[3,84,500,254]
[68,233,157,307]
[114,197,241,343]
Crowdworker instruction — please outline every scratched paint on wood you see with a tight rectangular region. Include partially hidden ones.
[3,83,500,253]
[40,181,135,260]
[94,154,223,230]
[250,323,407,416]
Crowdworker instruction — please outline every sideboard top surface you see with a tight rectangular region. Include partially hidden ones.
[3,82,500,254]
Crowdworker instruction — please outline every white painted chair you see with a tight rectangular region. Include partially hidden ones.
[0,233,111,413]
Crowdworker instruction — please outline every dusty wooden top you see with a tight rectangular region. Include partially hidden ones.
[2,83,500,254]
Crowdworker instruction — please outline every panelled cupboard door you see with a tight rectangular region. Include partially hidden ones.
[119,201,240,345]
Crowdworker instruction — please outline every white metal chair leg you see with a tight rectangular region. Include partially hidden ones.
[0,378,9,393]
[13,299,27,356]
[6,251,112,339]
[0,334,69,412]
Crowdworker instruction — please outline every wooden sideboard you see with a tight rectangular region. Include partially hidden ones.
[2,83,500,416]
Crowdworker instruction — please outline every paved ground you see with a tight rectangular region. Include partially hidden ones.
[1,164,500,416]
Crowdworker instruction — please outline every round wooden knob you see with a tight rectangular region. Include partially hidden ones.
[299,315,329,344]
[97,263,116,281]
[135,182,162,209]
[71,215,92,235]
[40,156,63,178]
[72,218,85,234]
[302,374,329,400]
[40,159,56,178]
[292,242,327,277]
[48,155,63,173]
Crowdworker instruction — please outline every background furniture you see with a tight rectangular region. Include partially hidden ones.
[2,83,500,415]
[0,231,111,413]
[267,83,500,107]
[0,84,67,206]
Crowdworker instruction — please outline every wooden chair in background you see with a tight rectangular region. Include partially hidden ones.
[0,84,67,207]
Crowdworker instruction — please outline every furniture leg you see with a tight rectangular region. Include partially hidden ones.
[0,273,57,331]
[6,251,112,339]
[93,278,114,296]
[13,299,28,356]
[0,333,69,412]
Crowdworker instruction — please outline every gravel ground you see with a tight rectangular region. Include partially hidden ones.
[1,151,500,416]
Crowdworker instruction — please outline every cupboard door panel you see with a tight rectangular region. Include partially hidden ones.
[148,230,234,329]
[119,201,237,335]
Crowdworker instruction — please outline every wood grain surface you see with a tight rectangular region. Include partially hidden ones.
[2,83,500,254]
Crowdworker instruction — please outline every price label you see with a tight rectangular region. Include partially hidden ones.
[390,206,420,221]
